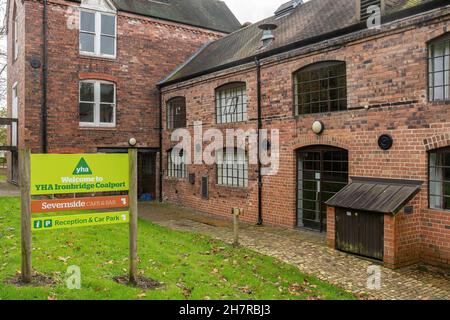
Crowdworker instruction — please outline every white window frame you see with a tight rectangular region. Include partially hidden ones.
[79,9,117,59]
[79,80,116,128]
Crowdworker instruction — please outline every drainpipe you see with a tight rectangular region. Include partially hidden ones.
[158,87,163,202]
[255,57,263,226]
[41,0,48,153]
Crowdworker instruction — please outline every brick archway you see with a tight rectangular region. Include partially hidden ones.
[423,133,450,151]
[289,135,350,152]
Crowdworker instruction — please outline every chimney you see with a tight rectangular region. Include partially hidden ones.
[258,23,278,47]
[356,0,385,22]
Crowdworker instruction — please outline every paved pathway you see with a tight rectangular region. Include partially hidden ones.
[139,202,450,300]
[0,181,19,197]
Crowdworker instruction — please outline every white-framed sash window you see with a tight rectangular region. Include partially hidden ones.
[79,80,116,127]
[80,9,116,58]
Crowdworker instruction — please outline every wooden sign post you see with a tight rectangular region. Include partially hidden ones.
[128,148,138,284]
[19,149,32,284]
[232,208,243,247]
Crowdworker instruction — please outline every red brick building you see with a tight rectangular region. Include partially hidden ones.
[4,0,240,196]
[4,0,450,269]
[159,0,450,269]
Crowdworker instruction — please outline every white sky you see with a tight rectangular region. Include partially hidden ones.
[223,0,308,23]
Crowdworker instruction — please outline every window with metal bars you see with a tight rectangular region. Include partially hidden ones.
[294,61,347,115]
[215,83,247,124]
[167,97,187,129]
[428,35,450,101]
[429,147,450,210]
[167,148,187,179]
[216,148,248,188]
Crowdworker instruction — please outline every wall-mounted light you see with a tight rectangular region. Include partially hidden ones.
[128,138,137,147]
[312,120,324,135]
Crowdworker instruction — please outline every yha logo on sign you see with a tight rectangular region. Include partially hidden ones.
[72,158,93,175]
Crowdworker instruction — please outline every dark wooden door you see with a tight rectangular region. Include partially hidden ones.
[138,152,156,199]
[336,208,384,261]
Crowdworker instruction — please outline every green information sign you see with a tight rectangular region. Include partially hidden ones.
[32,212,129,231]
[30,154,129,195]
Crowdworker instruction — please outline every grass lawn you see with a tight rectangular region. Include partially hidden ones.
[0,175,5,182]
[0,197,355,300]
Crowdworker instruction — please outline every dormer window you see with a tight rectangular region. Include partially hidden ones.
[79,0,116,58]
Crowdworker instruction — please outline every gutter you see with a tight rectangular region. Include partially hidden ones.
[41,0,48,153]
[158,87,163,203]
[159,0,449,88]
[255,57,263,226]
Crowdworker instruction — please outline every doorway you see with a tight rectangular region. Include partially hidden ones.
[296,146,348,232]
[138,151,156,200]
[97,148,157,200]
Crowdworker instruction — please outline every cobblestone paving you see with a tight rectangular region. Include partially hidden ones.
[139,202,450,300]
[0,181,19,197]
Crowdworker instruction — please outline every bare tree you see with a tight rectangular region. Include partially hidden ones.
[0,108,6,146]
[0,0,5,148]
[0,0,7,111]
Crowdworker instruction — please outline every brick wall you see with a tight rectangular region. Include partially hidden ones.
[161,10,450,268]
[6,0,27,182]
[11,0,225,155]
[162,69,261,224]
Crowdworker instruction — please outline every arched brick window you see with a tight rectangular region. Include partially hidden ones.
[294,61,347,115]
[166,97,186,130]
[216,147,248,187]
[429,146,450,210]
[428,34,450,101]
[215,82,247,124]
